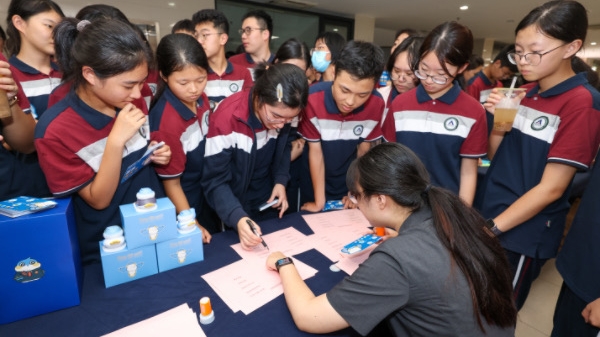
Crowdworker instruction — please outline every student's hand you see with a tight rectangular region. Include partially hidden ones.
[197,222,212,244]
[149,140,171,165]
[582,298,600,328]
[290,138,305,161]
[301,202,323,213]
[237,217,262,250]
[0,61,19,98]
[266,251,286,271]
[341,196,357,209]
[375,227,398,242]
[483,88,502,115]
[110,103,146,146]
[270,183,288,218]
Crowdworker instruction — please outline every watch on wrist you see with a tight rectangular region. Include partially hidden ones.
[485,219,503,236]
[275,257,294,272]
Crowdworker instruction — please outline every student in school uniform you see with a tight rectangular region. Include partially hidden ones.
[228,10,274,80]
[382,22,487,206]
[466,45,518,104]
[0,55,44,200]
[171,19,195,35]
[35,18,171,265]
[6,0,64,119]
[149,34,214,240]
[378,36,423,125]
[48,5,154,113]
[192,9,253,110]
[299,41,385,212]
[479,0,600,311]
[389,28,418,54]
[201,63,308,249]
[310,31,346,83]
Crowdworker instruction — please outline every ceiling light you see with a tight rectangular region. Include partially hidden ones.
[168,2,175,7]
[460,5,469,10]
[272,35,279,39]
[591,42,597,46]
[333,28,339,32]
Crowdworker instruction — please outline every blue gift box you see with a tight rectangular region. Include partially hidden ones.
[119,198,178,249]
[0,197,82,324]
[155,228,204,272]
[99,243,158,288]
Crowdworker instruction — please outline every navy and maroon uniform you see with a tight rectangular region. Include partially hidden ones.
[466,70,503,103]
[149,87,219,233]
[9,56,61,119]
[48,81,153,112]
[201,90,292,228]
[228,53,274,81]
[298,81,384,201]
[35,92,164,265]
[205,61,253,108]
[382,83,487,194]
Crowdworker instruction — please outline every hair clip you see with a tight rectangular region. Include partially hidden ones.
[276,83,283,103]
[77,20,91,32]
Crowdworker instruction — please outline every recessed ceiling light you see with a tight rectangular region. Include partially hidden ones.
[460,5,469,10]
[333,28,339,32]
[591,42,597,46]
[272,35,279,39]
[168,2,175,7]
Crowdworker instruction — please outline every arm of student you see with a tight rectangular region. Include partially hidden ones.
[0,62,36,154]
[267,252,349,333]
[493,162,577,232]
[290,138,305,161]
[487,130,506,160]
[458,157,478,206]
[302,141,326,212]
[78,104,146,209]
[149,140,171,166]
[357,141,371,158]
[269,183,288,218]
[163,177,190,214]
[582,298,600,328]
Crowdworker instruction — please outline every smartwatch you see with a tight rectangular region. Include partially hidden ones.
[275,257,294,272]
[485,219,503,236]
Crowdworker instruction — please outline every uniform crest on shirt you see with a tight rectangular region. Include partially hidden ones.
[353,125,364,136]
[531,116,549,131]
[229,83,239,92]
[444,117,459,131]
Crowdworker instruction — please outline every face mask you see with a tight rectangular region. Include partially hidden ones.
[311,51,331,73]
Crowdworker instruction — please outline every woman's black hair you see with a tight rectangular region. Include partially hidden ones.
[252,62,308,111]
[419,21,473,77]
[151,33,209,109]
[6,0,64,56]
[75,4,129,23]
[314,31,346,64]
[171,19,195,35]
[346,142,517,332]
[515,0,587,45]
[53,18,152,90]
[386,35,424,74]
[274,38,311,71]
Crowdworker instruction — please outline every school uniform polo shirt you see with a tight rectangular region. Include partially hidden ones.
[9,56,61,119]
[467,70,502,103]
[205,61,253,108]
[35,92,164,264]
[382,83,487,194]
[479,72,600,259]
[228,52,275,81]
[298,81,384,200]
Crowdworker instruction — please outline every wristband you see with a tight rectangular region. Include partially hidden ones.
[275,257,294,272]
[485,218,503,236]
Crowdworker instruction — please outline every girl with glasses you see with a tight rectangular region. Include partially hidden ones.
[35,18,171,265]
[377,35,423,125]
[148,33,214,242]
[382,21,488,206]
[480,0,600,313]
[267,142,517,336]
[201,63,308,250]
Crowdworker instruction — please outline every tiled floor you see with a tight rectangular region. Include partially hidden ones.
[515,258,563,337]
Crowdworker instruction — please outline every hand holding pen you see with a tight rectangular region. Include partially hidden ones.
[237,217,269,251]
[247,219,269,250]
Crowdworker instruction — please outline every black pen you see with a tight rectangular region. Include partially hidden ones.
[246,219,269,250]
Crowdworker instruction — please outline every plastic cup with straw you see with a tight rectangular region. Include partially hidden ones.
[493,76,526,132]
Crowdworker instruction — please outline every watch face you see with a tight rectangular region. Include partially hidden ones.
[485,219,495,229]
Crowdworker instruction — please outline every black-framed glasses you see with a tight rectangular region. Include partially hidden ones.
[194,32,222,42]
[238,27,265,36]
[507,44,567,66]
[390,69,416,82]
[414,69,453,85]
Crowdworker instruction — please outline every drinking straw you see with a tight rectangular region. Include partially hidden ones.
[507,76,518,97]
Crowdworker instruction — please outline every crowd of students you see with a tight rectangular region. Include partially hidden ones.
[1,0,599,335]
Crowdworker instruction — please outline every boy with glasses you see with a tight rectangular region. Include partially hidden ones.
[192,9,253,109]
[229,10,274,81]
[298,41,385,212]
